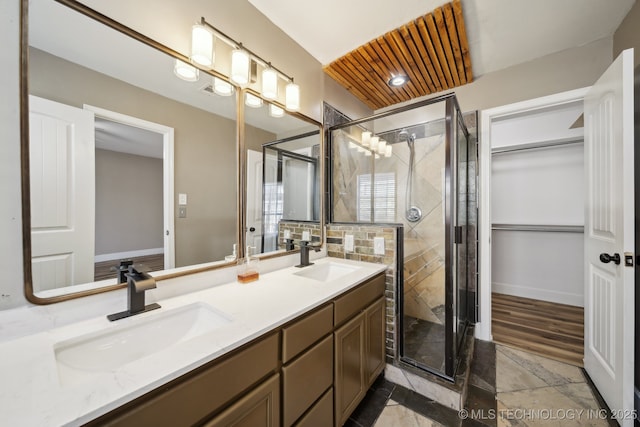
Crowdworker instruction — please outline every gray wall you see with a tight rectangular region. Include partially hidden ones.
[614,0,640,67]
[95,149,163,256]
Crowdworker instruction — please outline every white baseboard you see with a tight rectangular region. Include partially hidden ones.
[492,281,583,307]
[95,248,164,263]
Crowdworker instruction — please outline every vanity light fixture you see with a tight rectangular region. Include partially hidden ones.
[245,93,263,108]
[377,139,387,155]
[285,81,300,112]
[269,104,284,117]
[384,145,393,157]
[213,77,234,96]
[361,131,371,147]
[191,23,214,67]
[174,59,199,82]
[187,17,302,110]
[262,67,278,100]
[388,74,409,87]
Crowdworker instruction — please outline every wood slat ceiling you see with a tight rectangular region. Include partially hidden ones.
[323,0,473,110]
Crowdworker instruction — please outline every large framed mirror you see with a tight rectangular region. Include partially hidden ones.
[22,0,244,303]
[243,95,322,256]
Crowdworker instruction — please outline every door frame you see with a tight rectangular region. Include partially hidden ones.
[476,87,589,341]
[83,105,175,269]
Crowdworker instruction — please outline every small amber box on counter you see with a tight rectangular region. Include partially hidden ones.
[237,270,259,284]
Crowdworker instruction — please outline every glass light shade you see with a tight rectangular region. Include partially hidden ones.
[285,82,300,111]
[213,77,234,96]
[384,145,393,157]
[174,59,199,82]
[365,150,372,156]
[262,68,278,100]
[269,104,284,117]
[361,131,371,147]
[231,49,250,85]
[370,136,379,151]
[374,154,380,159]
[377,139,387,154]
[191,24,214,67]
[245,93,263,108]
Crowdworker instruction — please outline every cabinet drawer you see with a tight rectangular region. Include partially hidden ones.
[282,303,333,363]
[334,273,385,326]
[203,374,280,427]
[282,335,333,426]
[294,387,333,427]
[97,333,279,427]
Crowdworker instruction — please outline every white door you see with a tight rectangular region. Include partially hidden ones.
[29,95,95,292]
[584,48,634,423]
[246,150,264,251]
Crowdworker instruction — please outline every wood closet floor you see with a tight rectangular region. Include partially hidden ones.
[492,292,584,367]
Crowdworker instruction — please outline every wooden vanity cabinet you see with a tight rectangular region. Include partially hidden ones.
[333,274,386,427]
[86,272,386,427]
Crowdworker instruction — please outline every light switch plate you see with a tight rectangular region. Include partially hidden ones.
[284,229,291,239]
[302,230,311,241]
[373,237,385,255]
[178,193,188,205]
[344,234,354,252]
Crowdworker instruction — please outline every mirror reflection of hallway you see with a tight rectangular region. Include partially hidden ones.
[92,115,168,282]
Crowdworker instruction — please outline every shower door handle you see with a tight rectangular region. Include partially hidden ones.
[599,253,621,265]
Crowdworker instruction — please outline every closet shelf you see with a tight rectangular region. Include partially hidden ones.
[491,223,584,233]
[491,136,583,155]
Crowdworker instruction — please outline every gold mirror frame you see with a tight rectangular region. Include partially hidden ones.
[20,0,324,304]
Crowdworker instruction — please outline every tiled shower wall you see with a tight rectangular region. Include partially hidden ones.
[325,224,400,362]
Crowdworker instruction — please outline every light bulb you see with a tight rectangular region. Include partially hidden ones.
[285,81,300,111]
[174,59,199,82]
[370,136,379,151]
[377,139,387,155]
[262,68,278,100]
[213,77,234,96]
[191,24,214,67]
[245,93,263,108]
[269,104,284,117]
[231,49,250,85]
[362,131,371,147]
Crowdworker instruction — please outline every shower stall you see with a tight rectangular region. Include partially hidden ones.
[329,94,477,380]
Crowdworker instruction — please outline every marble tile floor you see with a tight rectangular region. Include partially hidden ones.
[346,341,616,427]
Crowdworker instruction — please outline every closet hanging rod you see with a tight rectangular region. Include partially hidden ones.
[491,136,583,155]
[491,223,584,233]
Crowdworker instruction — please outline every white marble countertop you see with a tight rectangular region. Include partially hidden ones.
[0,257,387,426]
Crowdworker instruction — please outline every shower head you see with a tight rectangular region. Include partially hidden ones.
[398,129,416,146]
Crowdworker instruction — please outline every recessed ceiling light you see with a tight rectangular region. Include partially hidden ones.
[388,75,409,87]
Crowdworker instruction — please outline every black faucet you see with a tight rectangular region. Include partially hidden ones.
[107,265,161,321]
[295,240,321,268]
[284,238,295,251]
[115,259,134,284]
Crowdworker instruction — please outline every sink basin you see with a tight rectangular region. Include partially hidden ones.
[54,302,231,380]
[294,262,359,282]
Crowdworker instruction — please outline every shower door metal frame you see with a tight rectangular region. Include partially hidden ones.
[327,93,472,381]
